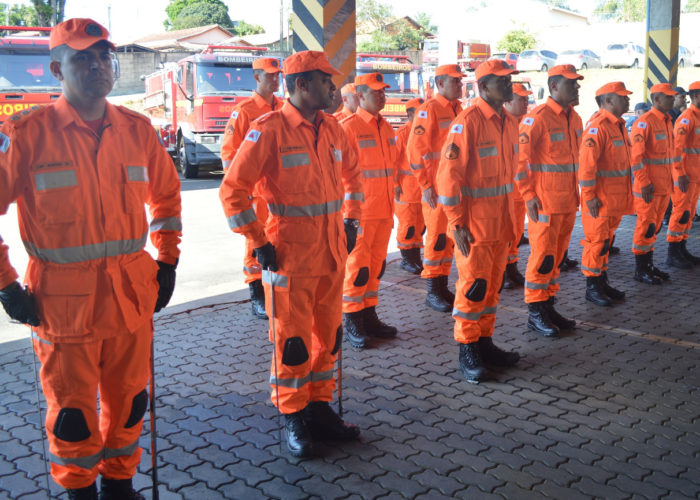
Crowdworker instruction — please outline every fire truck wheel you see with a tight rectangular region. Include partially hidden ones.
[178,136,199,179]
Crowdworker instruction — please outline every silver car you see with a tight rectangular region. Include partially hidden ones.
[678,46,692,68]
[601,43,644,68]
[518,49,558,72]
[556,49,602,70]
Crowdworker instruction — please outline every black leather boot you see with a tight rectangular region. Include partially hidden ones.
[666,242,693,269]
[343,311,368,349]
[439,275,455,305]
[518,234,529,247]
[648,252,670,280]
[527,302,559,337]
[546,297,576,330]
[67,483,98,500]
[459,342,486,384]
[409,247,424,272]
[283,410,313,457]
[248,279,268,319]
[600,271,625,300]
[634,253,661,284]
[399,249,422,274]
[425,278,451,312]
[680,240,700,265]
[99,478,144,500]
[305,401,360,441]
[585,276,612,307]
[609,234,620,255]
[503,262,525,289]
[363,306,397,338]
[478,337,520,367]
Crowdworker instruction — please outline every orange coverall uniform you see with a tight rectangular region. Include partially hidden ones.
[436,98,517,344]
[334,106,353,121]
[407,94,461,278]
[668,104,700,241]
[516,98,582,303]
[394,120,425,250]
[0,97,182,489]
[505,109,526,265]
[630,107,679,254]
[341,108,399,312]
[578,109,634,277]
[220,92,283,284]
[219,102,362,414]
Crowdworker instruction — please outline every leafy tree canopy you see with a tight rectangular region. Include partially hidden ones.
[497,29,537,54]
[594,0,646,22]
[30,0,65,26]
[0,3,39,27]
[172,2,233,31]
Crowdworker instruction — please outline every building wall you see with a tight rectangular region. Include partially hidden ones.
[111,51,195,97]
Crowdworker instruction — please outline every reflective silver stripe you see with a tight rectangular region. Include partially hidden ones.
[388,137,397,145]
[227,208,257,229]
[345,192,364,201]
[582,265,601,274]
[365,291,378,299]
[270,369,334,389]
[514,171,528,181]
[150,217,182,232]
[410,163,425,171]
[549,278,558,286]
[50,439,139,469]
[439,120,451,129]
[696,128,700,134]
[243,265,260,274]
[654,133,666,140]
[460,183,512,198]
[424,257,452,266]
[363,168,392,178]
[630,162,643,172]
[684,148,700,155]
[529,163,578,173]
[127,166,148,182]
[343,295,363,303]
[358,139,377,149]
[423,151,441,160]
[453,308,483,321]
[537,214,550,223]
[103,440,140,460]
[633,191,643,198]
[643,157,674,165]
[526,281,549,290]
[333,149,342,162]
[477,146,498,158]
[34,170,77,191]
[667,229,685,237]
[597,168,630,178]
[395,199,407,205]
[262,270,288,288]
[612,140,625,147]
[24,233,147,264]
[398,169,412,176]
[579,179,596,187]
[438,195,460,206]
[222,159,231,169]
[281,152,310,168]
[549,132,565,142]
[31,329,52,345]
[514,144,519,154]
[633,243,653,251]
[268,199,342,217]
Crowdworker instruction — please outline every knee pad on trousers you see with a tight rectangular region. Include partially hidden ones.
[421,226,426,236]
[434,233,447,252]
[538,255,554,274]
[125,389,148,429]
[353,267,369,287]
[600,238,610,256]
[377,260,386,279]
[53,408,91,442]
[331,326,342,355]
[405,226,415,240]
[465,278,487,302]
[282,337,309,366]
[680,210,690,224]
[644,223,656,239]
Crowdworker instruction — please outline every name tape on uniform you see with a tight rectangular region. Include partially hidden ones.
[246,129,261,143]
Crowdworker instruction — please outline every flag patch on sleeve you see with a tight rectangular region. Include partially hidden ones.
[246,129,261,142]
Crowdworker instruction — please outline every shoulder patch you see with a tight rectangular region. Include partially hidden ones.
[636,121,647,129]
[680,118,690,125]
[584,138,596,148]
[522,117,534,126]
[413,125,425,136]
[0,132,10,153]
[678,128,687,136]
[230,110,239,119]
[588,127,598,135]
[450,124,463,134]
[633,134,644,143]
[245,129,261,143]
[418,110,428,119]
[519,132,530,144]
[445,143,460,160]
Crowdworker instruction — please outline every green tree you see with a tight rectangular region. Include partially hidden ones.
[30,0,65,26]
[358,30,396,52]
[684,0,700,12]
[594,0,646,22]
[497,29,537,54]
[165,0,229,30]
[0,3,39,26]
[172,2,233,30]
[357,0,393,34]
[231,20,264,36]
[415,12,437,34]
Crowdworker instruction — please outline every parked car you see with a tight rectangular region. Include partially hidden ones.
[555,49,602,70]
[694,47,700,66]
[490,52,518,69]
[517,49,557,72]
[678,46,692,68]
[601,43,644,68]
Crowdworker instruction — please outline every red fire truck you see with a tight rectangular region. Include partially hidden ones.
[422,37,491,72]
[356,53,424,128]
[143,45,283,178]
[0,26,61,127]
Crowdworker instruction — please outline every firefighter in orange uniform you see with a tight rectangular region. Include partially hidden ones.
[395,97,425,274]
[502,83,531,289]
[578,82,634,307]
[0,19,182,499]
[436,60,521,383]
[334,83,359,120]
[516,64,583,337]
[220,57,283,319]
[630,83,685,280]
[667,81,700,265]
[341,72,400,349]
[407,64,465,312]
[219,51,362,458]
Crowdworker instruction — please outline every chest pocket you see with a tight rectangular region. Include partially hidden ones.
[33,167,81,224]
[547,130,570,160]
[279,151,312,194]
[651,131,669,155]
[475,143,499,181]
[124,164,149,214]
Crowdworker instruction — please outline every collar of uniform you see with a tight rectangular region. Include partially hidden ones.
[649,106,669,122]
[597,108,622,126]
[474,97,500,121]
[281,100,324,128]
[356,106,381,124]
[545,97,567,116]
[434,93,458,110]
[53,95,122,130]
[252,91,281,110]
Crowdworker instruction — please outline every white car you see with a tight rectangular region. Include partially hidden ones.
[518,49,558,72]
[694,47,700,66]
[678,46,692,68]
[556,50,602,70]
[601,43,645,68]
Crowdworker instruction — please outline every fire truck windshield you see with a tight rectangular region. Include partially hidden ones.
[196,63,283,96]
[356,69,423,97]
[0,52,59,91]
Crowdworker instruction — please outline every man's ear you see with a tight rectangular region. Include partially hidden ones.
[50,60,63,81]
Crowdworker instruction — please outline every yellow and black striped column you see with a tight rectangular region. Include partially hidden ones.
[291,0,356,88]
[644,0,681,102]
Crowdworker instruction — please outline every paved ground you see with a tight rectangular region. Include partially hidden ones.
[1,214,699,499]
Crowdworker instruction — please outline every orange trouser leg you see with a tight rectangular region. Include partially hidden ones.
[668,181,700,242]
[633,192,670,254]
[33,323,151,489]
[420,201,454,278]
[243,197,268,283]
[264,272,342,413]
[342,218,392,313]
[395,200,425,250]
[453,242,509,344]
[507,198,526,264]
[524,212,576,303]
[581,214,622,277]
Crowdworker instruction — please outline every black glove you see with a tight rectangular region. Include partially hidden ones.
[0,281,40,326]
[154,260,177,313]
[344,219,358,254]
[254,242,278,271]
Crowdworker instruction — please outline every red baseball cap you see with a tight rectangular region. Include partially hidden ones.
[252,57,282,74]
[50,18,116,51]
[512,83,532,97]
[355,73,390,90]
[595,81,632,97]
[689,81,700,91]
[475,59,518,81]
[548,64,584,80]
[649,83,678,95]
[404,97,424,110]
[283,50,340,76]
[435,64,465,78]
